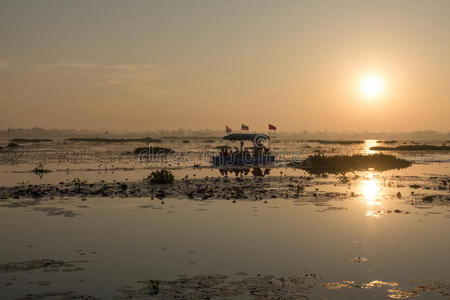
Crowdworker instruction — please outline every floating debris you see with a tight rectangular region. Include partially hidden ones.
[33,207,80,217]
[387,288,419,299]
[0,259,86,273]
[363,280,399,288]
[115,273,320,299]
[114,273,449,299]
[350,256,368,263]
[15,291,100,300]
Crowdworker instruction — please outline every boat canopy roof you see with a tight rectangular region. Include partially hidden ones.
[222,133,270,141]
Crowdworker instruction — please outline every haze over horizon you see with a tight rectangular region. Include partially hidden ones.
[1,0,449,132]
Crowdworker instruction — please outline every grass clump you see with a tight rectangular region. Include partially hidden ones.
[304,140,364,145]
[370,145,450,151]
[32,163,51,174]
[147,169,174,184]
[66,137,162,143]
[7,143,20,147]
[72,177,88,192]
[133,146,174,155]
[292,153,411,175]
[10,138,52,143]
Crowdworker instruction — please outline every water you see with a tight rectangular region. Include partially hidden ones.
[0,138,449,299]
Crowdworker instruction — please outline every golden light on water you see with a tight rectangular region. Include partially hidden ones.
[361,142,383,213]
[361,75,384,98]
[364,139,378,154]
[360,172,381,207]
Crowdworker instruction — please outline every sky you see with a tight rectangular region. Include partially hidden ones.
[0,0,449,132]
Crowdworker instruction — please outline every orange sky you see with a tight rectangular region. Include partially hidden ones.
[0,0,449,131]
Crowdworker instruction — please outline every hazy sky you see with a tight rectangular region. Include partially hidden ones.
[0,0,449,132]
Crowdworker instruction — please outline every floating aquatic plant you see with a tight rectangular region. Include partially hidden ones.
[304,140,365,145]
[72,177,87,192]
[66,137,162,143]
[291,153,411,175]
[32,163,51,174]
[10,138,52,143]
[382,140,398,144]
[147,169,174,184]
[370,145,450,151]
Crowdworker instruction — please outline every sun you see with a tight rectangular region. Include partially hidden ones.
[361,75,384,98]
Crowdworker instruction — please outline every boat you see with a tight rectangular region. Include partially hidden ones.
[212,133,275,167]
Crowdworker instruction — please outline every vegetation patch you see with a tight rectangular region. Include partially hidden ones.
[0,259,73,273]
[215,145,231,149]
[66,137,162,143]
[147,169,174,184]
[290,153,411,175]
[370,145,450,151]
[10,138,53,143]
[7,142,20,147]
[32,163,52,174]
[133,146,174,154]
[304,140,364,145]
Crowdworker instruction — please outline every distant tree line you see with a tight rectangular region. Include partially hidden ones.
[1,127,449,140]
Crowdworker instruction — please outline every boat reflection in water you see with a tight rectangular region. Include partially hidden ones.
[212,133,275,167]
[219,167,271,177]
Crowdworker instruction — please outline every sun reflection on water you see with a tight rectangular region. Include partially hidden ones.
[360,172,382,216]
[361,142,383,217]
[365,210,381,218]
[364,139,378,154]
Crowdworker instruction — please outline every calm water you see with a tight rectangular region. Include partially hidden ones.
[0,138,449,299]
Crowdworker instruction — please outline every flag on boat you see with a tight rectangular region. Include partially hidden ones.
[268,124,276,131]
[241,124,249,131]
[226,126,232,134]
